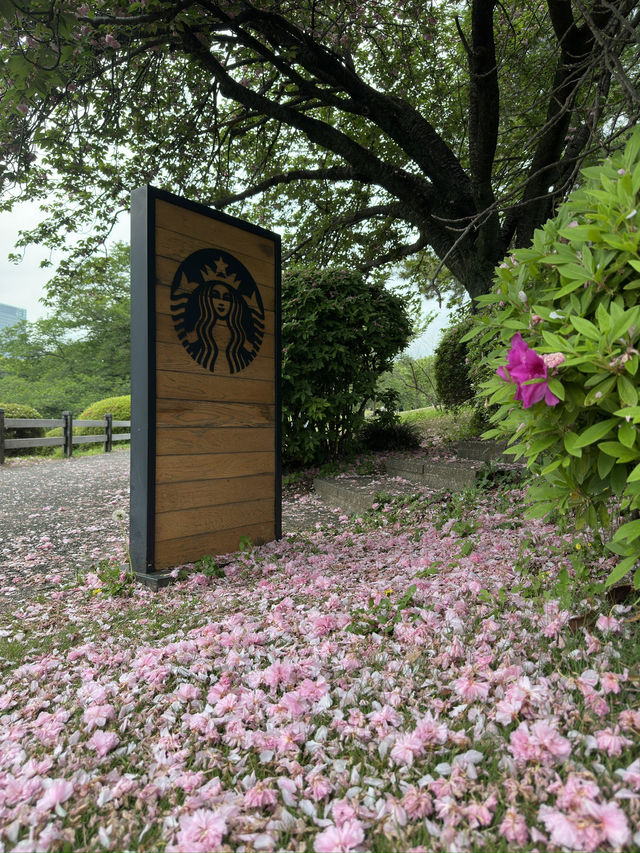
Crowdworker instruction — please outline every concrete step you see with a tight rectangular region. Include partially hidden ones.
[385,457,479,490]
[451,439,511,463]
[313,474,436,516]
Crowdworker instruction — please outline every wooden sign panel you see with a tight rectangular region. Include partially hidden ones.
[130,186,281,577]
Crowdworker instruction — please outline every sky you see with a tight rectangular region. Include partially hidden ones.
[0,201,453,357]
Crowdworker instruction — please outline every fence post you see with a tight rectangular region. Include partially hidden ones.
[105,413,113,454]
[0,409,4,465]
[63,411,73,458]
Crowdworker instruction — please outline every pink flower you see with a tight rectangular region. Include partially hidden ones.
[499,808,529,846]
[36,779,74,811]
[600,671,622,694]
[541,351,565,368]
[583,800,631,847]
[176,682,201,702]
[88,730,120,757]
[173,808,227,852]
[538,806,581,849]
[401,786,433,819]
[453,674,490,702]
[104,34,121,49]
[596,614,622,633]
[314,819,365,852]
[390,732,424,765]
[497,333,560,408]
[83,703,115,730]
[244,782,278,808]
[595,726,633,756]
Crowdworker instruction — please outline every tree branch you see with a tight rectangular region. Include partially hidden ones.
[211,165,360,208]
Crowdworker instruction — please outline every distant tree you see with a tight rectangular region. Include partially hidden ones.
[378,355,440,412]
[0,2,638,305]
[0,242,130,415]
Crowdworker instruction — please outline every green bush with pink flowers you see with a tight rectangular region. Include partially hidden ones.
[468,127,640,589]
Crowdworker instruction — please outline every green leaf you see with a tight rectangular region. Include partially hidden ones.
[553,279,587,299]
[541,330,567,350]
[627,462,640,482]
[574,418,618,447]
[598,441,639,462]
[597,449,616,478]
[614,519,640,543]
[523,501,556,519]
[614,406,640,422]
[605,556,636,587]
[570,315,600,341]
[617,374,638,406]
[619,420,636,448]
[547,378,565,400]
[564,431,582,457]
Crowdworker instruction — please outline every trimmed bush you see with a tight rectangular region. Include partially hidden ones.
[433,317,475,410]
[0,402,45,456]
[46,395,131,440]
[282,268,412,466]
[76,395,131,435]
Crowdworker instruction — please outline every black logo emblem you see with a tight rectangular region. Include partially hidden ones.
[171,249,265,374]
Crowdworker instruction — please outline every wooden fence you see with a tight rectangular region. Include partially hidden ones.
[0,409,131,464]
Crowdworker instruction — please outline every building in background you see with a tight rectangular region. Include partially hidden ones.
[0,303,27,332]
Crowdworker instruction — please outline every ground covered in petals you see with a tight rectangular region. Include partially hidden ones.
[1,474,639,852]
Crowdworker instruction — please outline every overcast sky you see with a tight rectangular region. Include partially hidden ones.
[0,201,452,356]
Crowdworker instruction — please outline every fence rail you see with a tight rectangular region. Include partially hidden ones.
[0,409,131,464]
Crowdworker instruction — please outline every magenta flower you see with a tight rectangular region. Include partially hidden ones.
[497,333,560,408]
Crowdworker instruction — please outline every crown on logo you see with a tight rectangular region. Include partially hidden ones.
[201,257,240,290]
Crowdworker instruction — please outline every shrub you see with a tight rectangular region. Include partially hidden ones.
[0,402,45,456]
[76,395,131,435]
[358,389,422,452]
[282,268,412,467]
[433,317,475,410]
[46,395,131,439]
[470,127,640,589]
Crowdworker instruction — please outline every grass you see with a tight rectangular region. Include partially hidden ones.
[399,405,479,442]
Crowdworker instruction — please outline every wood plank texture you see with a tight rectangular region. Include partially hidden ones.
[156,200,275,262]
[156,497,273,542]
[154,520,275,569]
[156,473,274,513]
[156,251,275,296]
[156,426,274,456]
[156,399,275,428]
[156,370,275,404]
[155,336,275,382]
[149,196,278,571]
[155,451,275,484]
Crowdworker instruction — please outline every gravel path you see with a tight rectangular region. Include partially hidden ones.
[0,450,343,614]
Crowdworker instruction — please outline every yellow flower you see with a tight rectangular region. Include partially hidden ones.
[575,543,581,550]
[384,588,393,597]
[92,588,102,595]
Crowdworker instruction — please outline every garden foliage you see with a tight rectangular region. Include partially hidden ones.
[357,389,422,452]
[282,269,412,466]
[75,396,131,436]
[0,402,44,456]
[469,128,640,588]
[433,318,475,410]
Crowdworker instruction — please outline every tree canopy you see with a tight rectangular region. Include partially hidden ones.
[1,1,639,302]
[0,241,130,415]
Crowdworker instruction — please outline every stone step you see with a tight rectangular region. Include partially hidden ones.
[313,474,436,516]
[385,457,479,490]
[451,439,511,463]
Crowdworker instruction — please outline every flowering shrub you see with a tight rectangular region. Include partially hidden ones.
[469,127,640,588]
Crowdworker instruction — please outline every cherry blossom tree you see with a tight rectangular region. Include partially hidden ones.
[0,1,638,301]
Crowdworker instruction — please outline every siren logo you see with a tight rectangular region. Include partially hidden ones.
[170,249,265,374]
